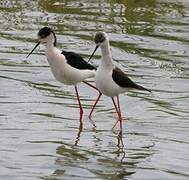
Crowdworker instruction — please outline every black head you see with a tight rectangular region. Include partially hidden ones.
[27,27,56,58]
[38,27,57,46]
[88,32,108,62]
[94,32,106,44]
[38,27,52,39]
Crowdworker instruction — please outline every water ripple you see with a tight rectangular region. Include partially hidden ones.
[0,0,189,179]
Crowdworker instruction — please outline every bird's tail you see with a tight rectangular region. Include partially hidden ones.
[135,84,151,93]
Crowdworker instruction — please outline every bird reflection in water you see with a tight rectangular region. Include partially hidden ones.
[116,130,126,162]
[74,122,83,146]
[74,121,97,146]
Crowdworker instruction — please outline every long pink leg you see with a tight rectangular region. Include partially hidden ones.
[112,97,122,129]
[74,85,83,123]
[116,95,122,119]
[88,92,102,119]
[113,96,123,128]
[111,97,121,118]
[83,81,99,91]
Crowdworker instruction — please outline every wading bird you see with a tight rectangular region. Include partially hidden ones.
[88,32,151,129]
[27,27,98,122]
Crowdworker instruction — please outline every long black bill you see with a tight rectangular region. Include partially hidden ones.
[88,45,99,62]
[26,42,40,58]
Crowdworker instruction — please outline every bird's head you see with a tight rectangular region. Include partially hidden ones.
[27,27,56,58]
[88,32,109,62]
[94,32,109,46]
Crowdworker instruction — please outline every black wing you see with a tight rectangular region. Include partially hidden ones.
[112,66,151,92]
[62,50,96,70]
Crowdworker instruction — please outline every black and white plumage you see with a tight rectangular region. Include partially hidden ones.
[27,27,98,122]
[62,50,96,70]
[88,32,151,129]
[112,67,151,92]
[27,27,96,85]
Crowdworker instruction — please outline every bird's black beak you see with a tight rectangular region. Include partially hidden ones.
[88,45,99,62]
[26,42,40,58]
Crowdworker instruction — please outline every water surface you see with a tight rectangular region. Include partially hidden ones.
[0,0,189,179]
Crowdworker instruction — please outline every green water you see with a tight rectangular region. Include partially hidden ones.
[0,0,189,179]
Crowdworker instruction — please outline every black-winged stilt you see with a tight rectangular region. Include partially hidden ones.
[88,32,151,129]
[27,27,98,122]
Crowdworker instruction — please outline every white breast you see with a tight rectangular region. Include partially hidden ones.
[95,67,126,97]
[46,47,95,85]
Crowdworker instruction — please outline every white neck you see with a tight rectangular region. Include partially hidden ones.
[46,34,55,50]
[44,34,62,66]
[100,41,114,69]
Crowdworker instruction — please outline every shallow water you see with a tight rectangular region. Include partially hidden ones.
[0,0,189,179]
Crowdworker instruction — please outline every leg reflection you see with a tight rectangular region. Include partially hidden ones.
[116,130,126,162]
[117,130,124,147]
[74,122,83,146]
[89,118,97,132]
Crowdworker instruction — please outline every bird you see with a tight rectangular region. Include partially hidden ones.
[27,27,99,123]
[88,32,151,129]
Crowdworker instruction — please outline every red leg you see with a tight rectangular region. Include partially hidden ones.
[83,81,99,91]
[116,95,122,119]
[74,85,83,123]
[112,97,122,129]
[114,96,123,128]
[111,97,120,118]
[88,92,102,119]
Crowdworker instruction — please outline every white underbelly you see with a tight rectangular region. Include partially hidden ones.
[46,51,95,85]
[50,64,94,85]
[95,69,125,97]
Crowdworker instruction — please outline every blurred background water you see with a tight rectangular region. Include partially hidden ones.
[0,0,189,179]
